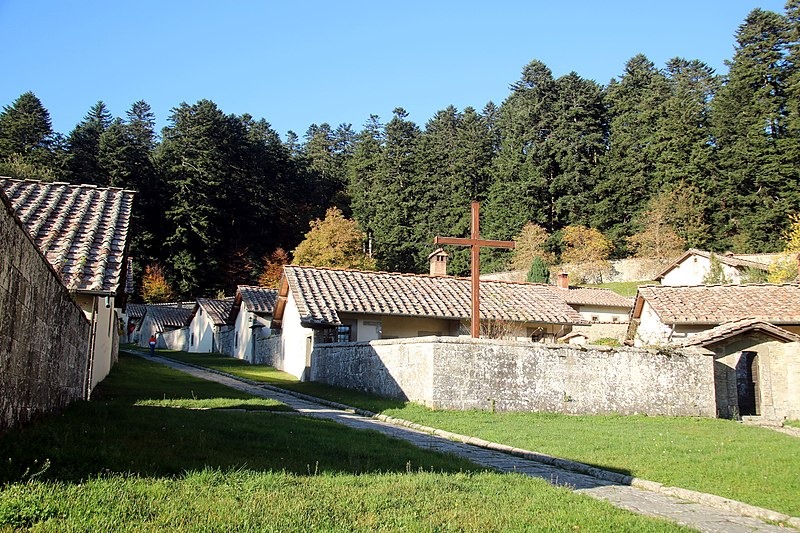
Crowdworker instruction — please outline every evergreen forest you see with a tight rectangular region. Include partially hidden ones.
[2,4,800,298]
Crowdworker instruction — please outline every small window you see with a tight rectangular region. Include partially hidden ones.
[591,316,599,322]
[190,333,195,346]
[612,316,619,323]
[321,325,352,343]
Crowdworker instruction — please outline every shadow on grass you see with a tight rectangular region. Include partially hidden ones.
[0,354,480,485]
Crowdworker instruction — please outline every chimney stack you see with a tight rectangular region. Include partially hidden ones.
[428,248,449,276]
[557,271,569,289]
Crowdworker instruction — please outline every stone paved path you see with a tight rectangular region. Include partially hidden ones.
[136,352,792,533]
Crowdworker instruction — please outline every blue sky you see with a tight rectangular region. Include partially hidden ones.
[0,1,789,139]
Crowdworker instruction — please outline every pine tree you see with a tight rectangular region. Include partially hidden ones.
[64,101,112,184]
[594,55,670,252]
[0,91,55,172]
[370,108,422,272]
[526,256,550,283]
[711,8,793,251]
[485,60,557,243]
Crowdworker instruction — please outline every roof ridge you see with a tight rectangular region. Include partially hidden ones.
[0,177,138,194]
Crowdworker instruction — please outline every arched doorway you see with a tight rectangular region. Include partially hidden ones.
[736,351,760,416]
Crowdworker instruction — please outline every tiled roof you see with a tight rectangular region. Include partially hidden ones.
[678,318,800,347]
[239,285,278,314]
[634,284,800,325]
[195,297,235,326]
[279,265,587,327]
[0,178,135,294]
[656,249,770,280]
[142,304,193,331]
[546,286,633,308]
[125,303,147,319]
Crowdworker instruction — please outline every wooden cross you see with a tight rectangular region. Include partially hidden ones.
[434,201,515,338]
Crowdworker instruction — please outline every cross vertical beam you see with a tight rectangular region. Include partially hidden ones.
[434,201,515,338]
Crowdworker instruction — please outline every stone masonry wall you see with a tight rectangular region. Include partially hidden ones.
[0,196,90,432]
[312,337,716,417]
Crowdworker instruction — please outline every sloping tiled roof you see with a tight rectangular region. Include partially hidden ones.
[546,286,633,309]
[125,303,147,319]
[0,178,135,294]
[239,285,278,314]
[195,297,235,326]
[677,318,800,347]
[142,304,193,331]
[279,265,587,327]
[634,284,800,325]
[656,249,770,281]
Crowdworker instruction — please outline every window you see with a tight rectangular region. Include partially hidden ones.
[591,315,599,322]
[321,325,351,343]
[190,333,195,346]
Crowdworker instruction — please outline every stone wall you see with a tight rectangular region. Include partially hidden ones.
[311,337,716,417]
[0,195,90,432]
[254,335,281,366]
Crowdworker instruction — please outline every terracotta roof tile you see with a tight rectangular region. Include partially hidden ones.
[636,284,800,324]
[678,318,800,347]
[546,286,633,308]
[143,304,193,331]
[195,297,235,326]
[238,285,278,314]
[283,265,586,327]
[125,303,147,319]
[0,178,135,294]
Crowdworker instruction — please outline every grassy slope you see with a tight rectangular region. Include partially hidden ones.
[0,354,687,531]
[158,350,800,517]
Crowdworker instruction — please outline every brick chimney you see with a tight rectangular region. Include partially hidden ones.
[556,271,569,289]
[428,248,449,276]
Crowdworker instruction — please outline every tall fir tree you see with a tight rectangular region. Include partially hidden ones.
[594,54,670,254]
[64,101,112,185]
[711,8,794,251]
[484,59,558,250]
[0,91,55,173]
[370,108,422,272]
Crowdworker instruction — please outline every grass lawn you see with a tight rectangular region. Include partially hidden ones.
[786,419,800,429]
[0,353,688,531]
[154,350,800,517]
[582,280,658,297]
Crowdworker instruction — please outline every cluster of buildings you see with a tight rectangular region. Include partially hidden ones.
[2,177,799,423]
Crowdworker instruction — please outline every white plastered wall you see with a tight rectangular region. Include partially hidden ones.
[279,291,314,379]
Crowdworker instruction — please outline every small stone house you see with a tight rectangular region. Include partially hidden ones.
[272,264,586,380]
[629,284,800,346]
[546,272,633,342]
[187,297,235,354]
[629,284,800,421]
[137,303,194,351]
[1,178,135,391]
[655,249,775,286]
[677,318,800,421]
[229,285,279,363]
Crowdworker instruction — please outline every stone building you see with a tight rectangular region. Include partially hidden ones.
[187,297,235,354]
[1,178,135,391]
[272,264,586,380]
[629,284,800,421]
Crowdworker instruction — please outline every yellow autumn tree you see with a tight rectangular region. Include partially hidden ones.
[141,263,175,303]
[560,225,613,284]
[768,213,800,283]
[510,222,554,271]
[292,207,376,270]
[627,196,686,259]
